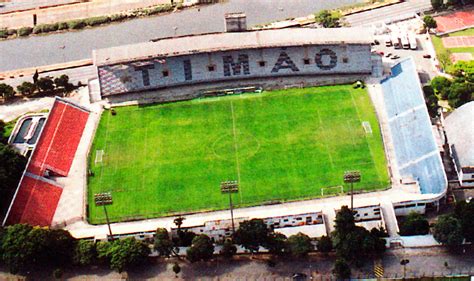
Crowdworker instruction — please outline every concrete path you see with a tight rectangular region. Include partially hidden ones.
[0,96,54,122]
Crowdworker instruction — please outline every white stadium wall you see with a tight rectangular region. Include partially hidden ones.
[97,44,373,98]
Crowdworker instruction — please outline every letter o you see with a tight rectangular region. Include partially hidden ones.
[315,49,338,70]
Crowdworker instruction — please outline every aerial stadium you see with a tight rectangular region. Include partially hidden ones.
[2,27,448,241]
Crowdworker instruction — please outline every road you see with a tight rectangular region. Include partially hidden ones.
[0,0,363,72]
[345,0,431,27]
[0,247,472,279]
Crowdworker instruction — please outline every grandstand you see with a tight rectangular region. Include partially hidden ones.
[3,98,90,227]
[381,58,447,195]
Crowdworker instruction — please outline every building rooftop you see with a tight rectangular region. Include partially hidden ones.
[444,101,474,168]
[93,28,373,66]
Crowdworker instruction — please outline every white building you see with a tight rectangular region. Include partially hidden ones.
[444,102,474,187]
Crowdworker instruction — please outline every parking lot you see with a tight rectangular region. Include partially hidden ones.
[372,33,438,84]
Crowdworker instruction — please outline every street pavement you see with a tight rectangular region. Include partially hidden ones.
[0,247,472,279]
[0,0,362,71]
[345,0,431,27]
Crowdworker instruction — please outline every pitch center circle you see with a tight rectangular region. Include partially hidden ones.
[212,132,260,161]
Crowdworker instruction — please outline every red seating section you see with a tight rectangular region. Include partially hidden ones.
[28,101,89,177]
[6,175,63,227]
[6,99,89,227]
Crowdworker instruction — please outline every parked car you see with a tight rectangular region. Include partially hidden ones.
[423,54,431,59]
[391,55,400,60]
[385,53,392,58]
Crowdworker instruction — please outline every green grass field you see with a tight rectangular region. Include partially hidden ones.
[88,85,389,224]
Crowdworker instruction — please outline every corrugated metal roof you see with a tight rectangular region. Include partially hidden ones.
[444,101,474,168]
[93,28,373,66]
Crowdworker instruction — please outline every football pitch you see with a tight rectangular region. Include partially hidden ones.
[88,85,389,224]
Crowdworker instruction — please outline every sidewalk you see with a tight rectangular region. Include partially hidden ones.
[0,0,173,29]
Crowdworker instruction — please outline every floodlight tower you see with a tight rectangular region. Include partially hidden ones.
[220,180,239,236]
[343,171,361,211]
[94,192,114,241]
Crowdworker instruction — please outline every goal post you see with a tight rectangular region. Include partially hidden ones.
[321,185,344,196]
[95,150,104,164]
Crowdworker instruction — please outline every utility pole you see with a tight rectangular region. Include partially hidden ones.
[220,180,239,236]
[400,259,410,280]
[94,192,114,241]
[343,171,361,211]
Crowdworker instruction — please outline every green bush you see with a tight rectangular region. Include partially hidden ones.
[33,23,59,34]
[7,29,17,36]
[110,14,128,22]
[58,22,68,30]
[17,27,33,36]
[85,16,111,26]
[67,20,86,30]
[0,29,8,38]
[146,4,173,15]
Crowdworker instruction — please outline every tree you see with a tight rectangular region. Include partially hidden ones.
[234,219,270,253]
[37,76,55,94]
[99,238,151,272]
[332,206,386,265]
[423,85,439,117]
[0,120,6,144]
[45,229,76,267]
[186,234,214,263]
[438,51,452,71]
[431,0,443,10]
[54,74,74,94]
[423,15,437,29]
[315,10,341,28]
[317,235,333,254]
[154,228,174,257]
[0,143,27,212]
[16,82,36,97]
[431,76,452,99]
[172,262,181,278]
[174,216,185,230]
[333,205,356,241]
[286,233,313,257]
[0,83,15,101]
[433,215,464,249]
[333,258,351,279]
[454,201,474,242]
[1,224,37,273]
[447,82,474,108]
[399,212,430,236]
[73,240,97,266]
[265,232,287,256]
[220,239,237,259]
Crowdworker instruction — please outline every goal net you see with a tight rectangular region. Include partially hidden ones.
[362,121,372,135]
[321,185,344,196]
[95,150,104,164]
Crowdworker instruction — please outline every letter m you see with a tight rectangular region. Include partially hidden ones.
[222,54,250,77]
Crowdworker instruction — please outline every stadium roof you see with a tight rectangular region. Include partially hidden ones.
[444,101,474,168]
[93,28,373,66]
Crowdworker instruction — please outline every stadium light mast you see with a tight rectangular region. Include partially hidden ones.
[220,180,239,236]
[343,171,361,211]
[94,192,114,241]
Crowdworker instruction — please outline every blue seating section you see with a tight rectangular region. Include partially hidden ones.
[381,58,446,195]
